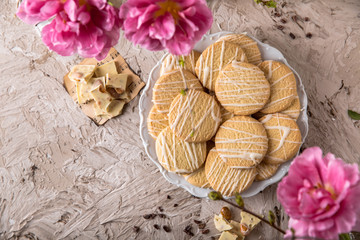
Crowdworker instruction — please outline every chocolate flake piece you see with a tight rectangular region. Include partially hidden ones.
[274,12,281,17]
[289,33,296,39]
[276,25,284,30]
[133,226,140,233]
[158,214,166,219]
[202,229,210,234]
[281,19,287,24]
[167,195,171,199]
[174,204,178,207]
[184,225,194,236]
[143,214,156,220]
[194,220,202,225]
[291,15,297,22]
[304,17,310,22]
[198,223,206,229]
[163,225,172,232]
[154,224,160,230]
[158,206,164,212]
[306,33,313,39]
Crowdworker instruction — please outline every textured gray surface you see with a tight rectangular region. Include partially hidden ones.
[1,0,360,239]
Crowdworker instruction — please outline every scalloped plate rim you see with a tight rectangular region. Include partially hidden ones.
[139,31,308,198]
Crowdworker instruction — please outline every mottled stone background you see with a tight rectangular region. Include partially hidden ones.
[1,0,359,239]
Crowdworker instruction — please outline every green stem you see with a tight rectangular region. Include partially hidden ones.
[220,198,286,235]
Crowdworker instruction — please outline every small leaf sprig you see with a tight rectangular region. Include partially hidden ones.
[348,110,360,120]
[208,191,286,234]
[254,0,277,8]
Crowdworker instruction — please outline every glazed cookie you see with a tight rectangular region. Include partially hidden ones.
[152,69,203,114]
[205,148,257,196]
[182,167,211,188]
[217,33,262,65]
[215,116,268,168]
[147,105,168,140]
[260,113,302,165]
[156,127,206,173]
[258,61,297,113]
[280,95,301,120]
[160,50,201,76]
[195,41,248,91]
[168,89,221,142]
[255,162,280,181]
[215,61,270,115]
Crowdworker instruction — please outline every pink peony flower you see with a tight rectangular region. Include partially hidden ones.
[119,0,213,55]
[16,0,63,25]
[41,0,121,60]
[277,147,360,240]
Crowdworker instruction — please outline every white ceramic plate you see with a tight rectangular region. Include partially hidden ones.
[139,31,308,198]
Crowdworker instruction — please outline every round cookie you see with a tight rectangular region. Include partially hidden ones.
[147,105,168,140]
[259,113,302,165]
[215,62,270,115]
[280,95,301,120]
[160,50,201,76]
[205,148,257,196]
[195,41,248,91]
[168,89,221,142]
[217,33,262,65]
[255,162,280,181]
[258,61,297,114]
[215,116,268,168]
[152,69,203,114]
[156,127,206,173]
[182,167,211,188]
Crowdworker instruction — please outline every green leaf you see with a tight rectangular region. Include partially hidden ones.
[339,233,351,240]
[178,56,185,67]
[180,89,186,96]
[348,110,360,120]
[268,210,275,225]
[208,191,223,200]
[265,0,277,8]
[235,193,244,208]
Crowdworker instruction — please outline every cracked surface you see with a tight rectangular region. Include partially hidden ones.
[1,0,360,239]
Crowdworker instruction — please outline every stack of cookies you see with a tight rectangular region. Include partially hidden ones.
[147,33,302,197]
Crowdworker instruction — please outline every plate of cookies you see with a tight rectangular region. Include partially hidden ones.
[139,31,308,198]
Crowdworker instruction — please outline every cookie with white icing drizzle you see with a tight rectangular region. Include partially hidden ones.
[182,167,211,188]
[216,33,262,65]
[215,62,270,115]
[214,116,268,168]
[195,41,248,91]
[255,162,280,181]
[147,105,168,140]
[205,148,257,196]
[260,113,302,165]
[168,89,221,142]
[160,50,201,76]
[152,69,203,115]
[156,127,206,173]
[258,61,297,114]
[280,95,301,120]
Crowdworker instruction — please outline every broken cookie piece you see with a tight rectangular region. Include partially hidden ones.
[95,61,118,77]
[219,231,238,240]
[69,65,96,82]
[106,100,126,117]
[214,214,233,232]
[106,74,129,94]
[90,84,114,113]
[240,212,261,236]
